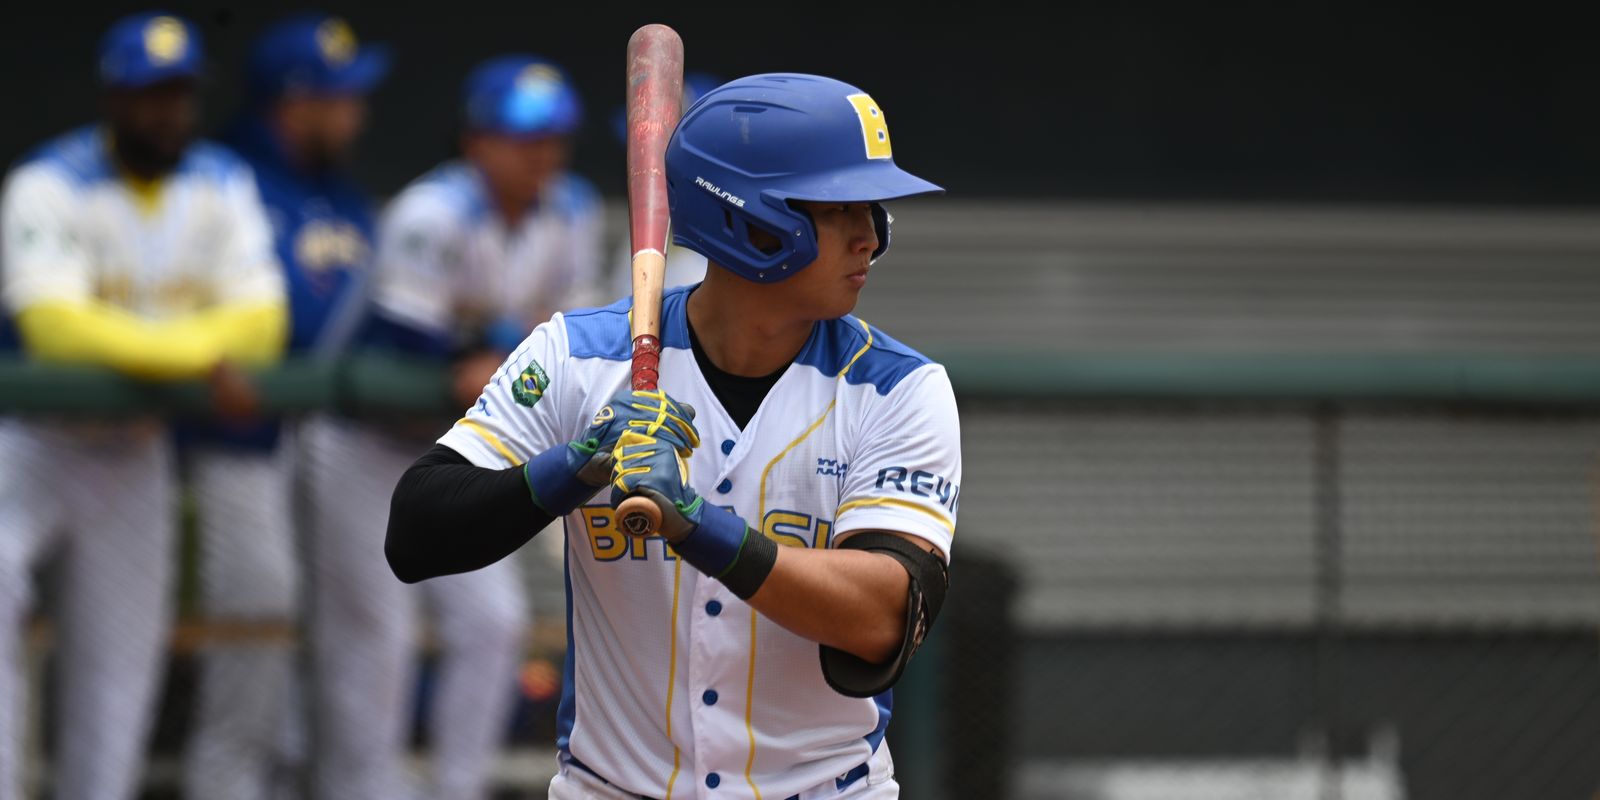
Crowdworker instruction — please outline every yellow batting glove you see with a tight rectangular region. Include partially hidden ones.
[623,388,700,454]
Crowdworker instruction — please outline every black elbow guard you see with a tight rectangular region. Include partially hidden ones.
[820,532,949,698]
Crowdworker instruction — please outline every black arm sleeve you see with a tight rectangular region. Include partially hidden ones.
[385,443,558,583]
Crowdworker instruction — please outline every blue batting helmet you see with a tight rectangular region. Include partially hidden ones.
[98,11,204,88]
[462,55,582,138]
[246,14,390,100]
[664,73,942,283]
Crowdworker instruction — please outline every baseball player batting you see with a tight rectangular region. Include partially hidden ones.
[386,66,957,799]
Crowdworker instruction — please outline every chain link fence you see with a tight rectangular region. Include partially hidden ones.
[14,400,1596,799]
[900,401,1600,800]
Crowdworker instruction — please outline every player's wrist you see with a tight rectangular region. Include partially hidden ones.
[523,442,607,517]
[565,437,615,487]
[671,502,777,600]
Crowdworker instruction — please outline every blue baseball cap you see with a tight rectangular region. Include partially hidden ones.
[248,14,390,100]
[98,11,204,88]
[462,55,582,137]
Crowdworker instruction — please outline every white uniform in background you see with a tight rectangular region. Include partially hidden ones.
[439,286,962,800]
[377,162,602,337]
[0,127,283,800]
[305,159,603,799]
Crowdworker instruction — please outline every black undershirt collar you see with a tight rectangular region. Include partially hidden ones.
[685,314,791,431]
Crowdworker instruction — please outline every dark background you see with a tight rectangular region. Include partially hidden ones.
[4,1,1597,203]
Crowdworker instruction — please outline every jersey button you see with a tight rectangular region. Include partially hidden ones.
[706,773,721,789]
[716,479,733,494]
[705,600,722,616]
[702,689,719,706]
[721,439,735,455]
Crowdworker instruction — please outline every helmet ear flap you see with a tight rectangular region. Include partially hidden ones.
[676,194,818,283]
[731,213,785,258]
[869,203,891,264]
[728,210,802,281]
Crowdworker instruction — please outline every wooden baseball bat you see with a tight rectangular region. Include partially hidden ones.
[616,23,684,537]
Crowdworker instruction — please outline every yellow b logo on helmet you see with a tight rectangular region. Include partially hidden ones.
[316,18,357,66]
[143,17,188,65]
[846,93,893,160]
[518,64,563,91]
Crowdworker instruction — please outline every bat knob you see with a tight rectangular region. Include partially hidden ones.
[617,495,662,537]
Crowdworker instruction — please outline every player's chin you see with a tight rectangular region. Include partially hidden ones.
[817,289,861,320]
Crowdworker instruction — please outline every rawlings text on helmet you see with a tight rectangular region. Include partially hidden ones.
[693,176,746,208]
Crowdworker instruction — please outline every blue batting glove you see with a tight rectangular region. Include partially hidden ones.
[523,388,699,517]
[611,439,761,591]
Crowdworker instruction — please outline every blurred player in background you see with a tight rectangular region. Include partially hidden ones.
[301,54,602,799]
[604,71,721,301]
[0,12,286,800]
[178,14,388,800]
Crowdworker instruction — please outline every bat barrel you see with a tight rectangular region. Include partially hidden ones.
[625,24,684,262]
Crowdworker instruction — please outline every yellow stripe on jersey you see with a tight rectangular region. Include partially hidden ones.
[840,319,874,376]
[663,558,683,799]
[745,398,839,798]
[835,496,956,536]
[453,418,523,465]
[836,318,956,536]
[757,399,838,513]
[730,316,888,793]
[743,606,762,800]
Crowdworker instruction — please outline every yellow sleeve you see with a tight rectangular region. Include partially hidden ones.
[14,299,288,380]
[165,301,288,367]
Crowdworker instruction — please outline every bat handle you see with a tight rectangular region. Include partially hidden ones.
[617,495,663,537]
[616,333,665,535]
[629,334,662,391]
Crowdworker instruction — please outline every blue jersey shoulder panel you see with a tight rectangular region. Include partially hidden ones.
[548,172,600,221]
[565,285,693,361]
[20,129,244,188]
[176,139,247,181]
[409,160,490,222]
[19,126,113,186]
[795,315,932,395]
[562,296,632,361]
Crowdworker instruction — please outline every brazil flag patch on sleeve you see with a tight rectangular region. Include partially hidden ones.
[512,360,549,407]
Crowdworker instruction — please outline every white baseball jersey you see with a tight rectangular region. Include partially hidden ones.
[0,125,280,800]
[371,160,603,338]
[438,285,962,799]
[1,126,281,321]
